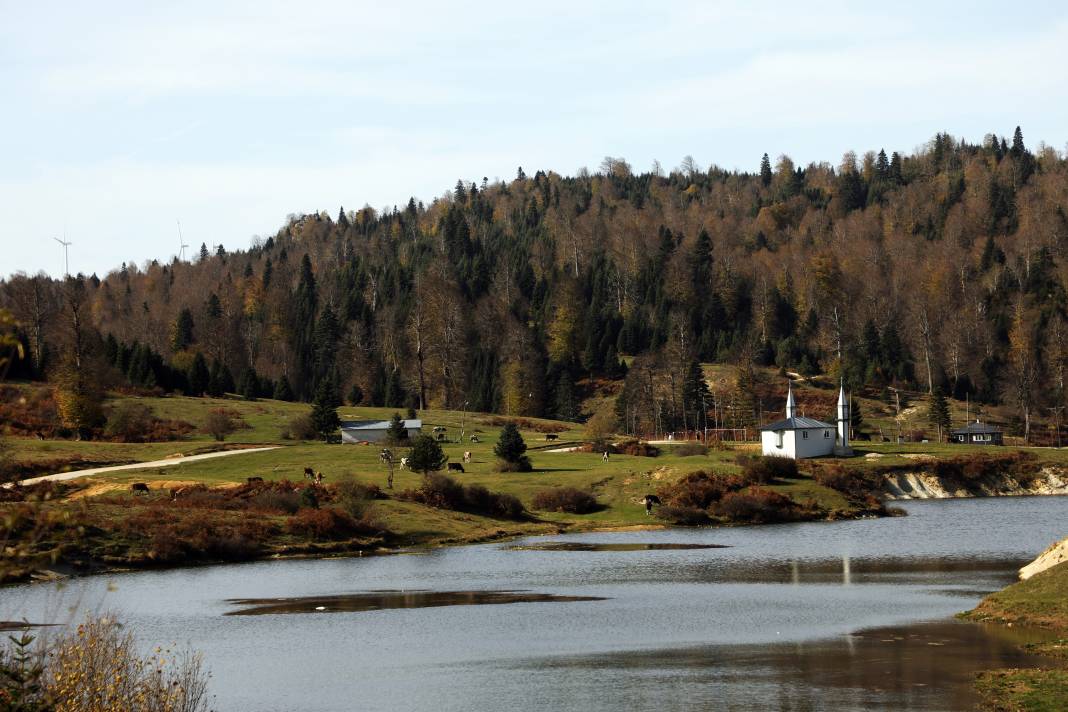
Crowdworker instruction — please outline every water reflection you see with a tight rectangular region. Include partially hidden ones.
[516,621,1056,711]
[506,542,728,552]
[225,590,607,616]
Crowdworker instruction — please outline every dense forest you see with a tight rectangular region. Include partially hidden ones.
[3,128,1067,440]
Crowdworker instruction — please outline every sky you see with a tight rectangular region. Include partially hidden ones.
[2,1,1068,279]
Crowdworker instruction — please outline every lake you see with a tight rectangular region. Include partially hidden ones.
[3,496,1066,711]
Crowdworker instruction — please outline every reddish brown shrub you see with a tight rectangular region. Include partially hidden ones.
[286,507,359,539]
[657,470,746,509]
[712,487,799,524]
[480,416,567,434]
[654,505,712,526]
[616,440,660,457]
[531,487,599,514]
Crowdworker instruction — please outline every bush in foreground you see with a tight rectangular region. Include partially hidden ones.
[711,487,802,524]
[0,615,212,711]
[673,442,709,456]
[655,505,712,526]
[531,487,599,514]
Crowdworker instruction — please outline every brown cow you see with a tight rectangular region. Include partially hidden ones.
[303,467,315,480]
[247,476,264,485]
[131,483,150,495]
[463,451,472,463]
[545,433,558,441]
[447,463,464,473]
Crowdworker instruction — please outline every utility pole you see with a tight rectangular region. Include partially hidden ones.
[53,237,72,277]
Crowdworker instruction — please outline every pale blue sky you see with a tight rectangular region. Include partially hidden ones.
[2,1,1067,278]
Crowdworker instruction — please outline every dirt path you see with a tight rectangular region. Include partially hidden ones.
[17,446,282,486]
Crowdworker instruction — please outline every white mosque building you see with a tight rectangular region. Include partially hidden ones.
[759,382,853,459]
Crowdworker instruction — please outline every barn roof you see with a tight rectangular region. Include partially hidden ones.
[950,421,1001,435]
[340,419,422,430]
[759,416,834,431]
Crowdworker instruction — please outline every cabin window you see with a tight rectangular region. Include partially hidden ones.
[823,430,830,438]
[802,431,809,439]
[776,431,784,448]
[974,434,991,443]
[958,435,965,442]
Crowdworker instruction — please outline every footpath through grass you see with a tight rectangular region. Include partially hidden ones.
[963,561,1068,710]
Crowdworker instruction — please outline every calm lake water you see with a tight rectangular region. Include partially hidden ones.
[3,497,1067,711]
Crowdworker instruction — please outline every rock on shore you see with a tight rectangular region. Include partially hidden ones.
[1020,537,1068,580]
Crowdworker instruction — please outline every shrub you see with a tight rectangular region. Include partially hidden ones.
[616,440,660,457]
[249,490,301,514]
[657,470,746,509]
[334,479,382,519]
[104,401,155,442]
[531,487,599,514]
[286,507,359,539]
[481,416,567,434]
[38,615,212,711]
[673,442,709,456]
[736,454,798,484]
[712,487,799,524]
[399,473,525,520]
[494,423,529,465]
[299,486,320,509]
[282,413,318,440]
[203,407,240,441]
[654,505,711,526]
[385,412,409,445]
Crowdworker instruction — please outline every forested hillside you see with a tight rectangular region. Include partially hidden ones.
[3,129,1067,439]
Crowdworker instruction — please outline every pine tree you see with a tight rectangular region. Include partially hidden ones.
[207,358,225,397]
[850,397,864,437]
[188,353,210,395]
[239,367,259,400]
[1011,126,1025,158]
[929,387,951,441]
[494,422,531,471]
[273,375,294,401]
[553,371,579,421]
[407,434,447,476]
[385,412,408,444]
[759,153,773,187]
[310,373,341,439]
[199,243,209,261]
[171,308,195,352]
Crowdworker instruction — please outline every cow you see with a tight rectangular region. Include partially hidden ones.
[602,450,610,461]
[314,472,325,485]
[545,433,558,441]
[246,476,264,485]
[463,451,472,463]
[447,463,465,473]
[379,448,394,464]
[399,457,410,470]
[303,467,316,480]
[470,435,480,443]
[130,483,150,496]
[641,494,662,515]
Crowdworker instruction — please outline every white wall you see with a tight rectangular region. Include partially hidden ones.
[762,428,835,459]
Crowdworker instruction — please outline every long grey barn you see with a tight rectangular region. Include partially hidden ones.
[340,419,422,443]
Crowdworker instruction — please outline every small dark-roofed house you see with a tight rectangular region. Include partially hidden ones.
[950,420,1003,445]
[340,419,422,444]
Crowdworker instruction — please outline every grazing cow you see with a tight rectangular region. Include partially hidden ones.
[315,472,325,485]
[130,483,150,496]
[379,448,393,464]
[246,476,264,485]
[463,451,472,463]
[303,467,315,480]
[470,435,480,443]
[545,433,558,441]
[447,462,465,473]
[641,494,662,515]
[602,450,610,461]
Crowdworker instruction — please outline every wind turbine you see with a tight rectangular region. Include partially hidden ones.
[177,219,189,262]
[53,236,72,277]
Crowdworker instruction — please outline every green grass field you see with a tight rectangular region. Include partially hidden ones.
[964,562,1068,711]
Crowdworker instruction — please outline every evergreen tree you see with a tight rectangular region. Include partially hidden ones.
[207,358,225,397]
[171,308,195,352]
[310,373,341,440]
[494,423,532,471]
[407,434,447,476]
[385,412,408,444]
[273,375,294,401]
[188,353,210,395]
[929,387,951,441]
[889,151,903,184]
[347,383,363,405]
[850,396,864,437]
[1010,126,1025,158]
[291,255,318,399]
[239,367,259,400]
[553,371,579,421]
[759,153,772,187]
[682,360,711,431]
[199,243,209,261]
